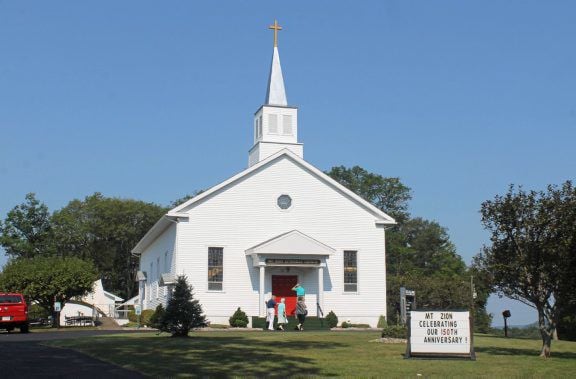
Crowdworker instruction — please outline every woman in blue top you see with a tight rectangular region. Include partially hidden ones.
[291,283,305,298]
[277,298,287,331]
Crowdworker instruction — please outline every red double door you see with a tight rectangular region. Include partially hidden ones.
[272,275,298,316]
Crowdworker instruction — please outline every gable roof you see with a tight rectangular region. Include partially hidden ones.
[132,149,395,255]
[103,290,124,302]
[170,149,396,222]
[246,230,335,257]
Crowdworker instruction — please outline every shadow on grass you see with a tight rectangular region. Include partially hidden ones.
[71,335,346,377]
[475,346,576,360]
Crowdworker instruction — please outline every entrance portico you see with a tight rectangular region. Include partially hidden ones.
[245,230,334,317]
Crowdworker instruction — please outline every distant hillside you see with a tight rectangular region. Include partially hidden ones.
[489,324,541,339]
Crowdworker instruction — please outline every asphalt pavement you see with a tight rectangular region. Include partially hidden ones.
[0,329,150,378]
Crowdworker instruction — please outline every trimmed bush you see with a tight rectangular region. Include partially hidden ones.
[148,304,166,329]
[128,307,158,326]
[229,307,249,328]
[141,310,154,325]
[377,315,387,328]
[381,325,407,339]
[127,306,137,323]
[325,311,338,328]
[341,321,350,328]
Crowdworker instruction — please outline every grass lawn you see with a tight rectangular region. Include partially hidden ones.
[47,331,576,377]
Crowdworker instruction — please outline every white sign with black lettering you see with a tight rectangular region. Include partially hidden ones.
[410,311,471,355]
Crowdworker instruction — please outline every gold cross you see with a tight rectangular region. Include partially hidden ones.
[269,20,282,47]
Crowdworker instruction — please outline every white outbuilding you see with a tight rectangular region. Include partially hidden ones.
[132,22,395,327]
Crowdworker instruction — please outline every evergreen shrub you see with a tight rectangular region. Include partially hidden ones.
[229,307,249,327]
[161,275,207,337]
[325,311,338,328]
[381,325,407,339]
[128,308,154,325]
[377,315,387,328]
[127,306,136,322]
[148,304,166,329]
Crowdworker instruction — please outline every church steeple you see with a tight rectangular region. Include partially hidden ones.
[248,20,303,167]
[265,20,287,106]
[265,46,287,106]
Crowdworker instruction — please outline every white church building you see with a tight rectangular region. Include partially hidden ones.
[132,22,396,327]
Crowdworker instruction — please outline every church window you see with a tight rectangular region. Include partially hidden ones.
[156,257,161,298]
[344,250,357,292]
[164,251,169,272]
[150,261,156,299]
[268,114,278,134]
[256,118,262,140]
[258,116,263,138]
[208,247,224,291]
[277,194,292,210]
[282,115,293,135]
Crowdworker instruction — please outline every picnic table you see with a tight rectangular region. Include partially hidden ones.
[64,316,95,326]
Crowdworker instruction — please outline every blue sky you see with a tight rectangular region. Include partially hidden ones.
[1,1,574,326]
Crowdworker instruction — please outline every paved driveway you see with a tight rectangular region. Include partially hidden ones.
[0,330,150,378]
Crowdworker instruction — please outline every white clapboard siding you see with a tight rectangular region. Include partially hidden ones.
[139,223,176,310]
[156,154,388,326]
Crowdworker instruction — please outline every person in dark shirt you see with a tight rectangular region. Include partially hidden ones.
[266,296,277,331]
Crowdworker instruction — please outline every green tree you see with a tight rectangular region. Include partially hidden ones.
[326,166,412,222]
[387,274,469,321]
[388,218,466,277]
[169,190,204,209]
[161,275,207,337]
[51,193,166,299]
[0,193,54,259]
[0,256,97,327]
[327,165,491,331]
[476,181,576,356]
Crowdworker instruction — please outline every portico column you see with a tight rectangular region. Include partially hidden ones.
[259,264,266,317]
[318,264,324,315]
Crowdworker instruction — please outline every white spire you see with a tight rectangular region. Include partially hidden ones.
[249,20,302,167]
[265,46,288,106]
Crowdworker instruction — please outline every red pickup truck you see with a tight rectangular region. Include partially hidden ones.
[0,293,29,333]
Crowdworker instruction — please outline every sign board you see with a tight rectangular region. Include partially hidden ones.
[134,305,142,316]
[406,311,475,360]
[54,302,61,312]
[265,258,321,266]
[400,287,416,325]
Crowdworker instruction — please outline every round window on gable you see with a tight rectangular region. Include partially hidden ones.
[277,194,292,210]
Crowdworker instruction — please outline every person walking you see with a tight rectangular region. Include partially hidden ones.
[295,296,308,331]
[276,298,287,331]
[266,296,277,331]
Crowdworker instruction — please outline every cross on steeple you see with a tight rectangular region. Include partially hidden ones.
[269,20,282,47]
